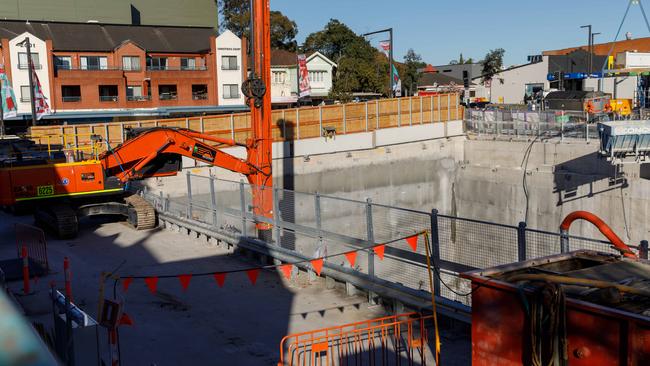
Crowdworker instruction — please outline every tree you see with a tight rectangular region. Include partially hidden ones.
[459,53,465,64]
[304,19,386,97]
[403,49,426,96]
[220,1,298,50]
[481,48,505,83]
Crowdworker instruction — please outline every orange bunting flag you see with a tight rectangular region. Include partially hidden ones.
[214,273,227,288]
[311,258,324,276]
[345,251,357,267]
[280,264,293,280]
[178,274,192,291]
[374,245,386,260]
[246,269,260,286]
[406,235,419,251]
[144,277,159,294]
[118,313,134,326]
[122,277,133,292]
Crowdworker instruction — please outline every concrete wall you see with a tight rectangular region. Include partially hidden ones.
[584,76,638,99]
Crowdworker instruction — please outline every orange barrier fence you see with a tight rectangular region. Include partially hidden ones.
[15,223,49,272]
[278,312,433,366]
[29,94,461,153]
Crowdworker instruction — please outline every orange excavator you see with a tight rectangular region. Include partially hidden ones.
[0,0,274,238]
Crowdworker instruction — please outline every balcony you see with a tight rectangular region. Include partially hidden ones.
[192,93,208,101]
[99,96,118,102]
[18,63,42,70]
[126,95,151,102]
[159,93,178,101]
[62,96,81,102]
[147,66,208,71]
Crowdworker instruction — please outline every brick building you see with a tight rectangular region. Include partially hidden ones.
[0,20,247,123]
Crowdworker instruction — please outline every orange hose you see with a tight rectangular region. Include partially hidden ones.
[560,211,637,259]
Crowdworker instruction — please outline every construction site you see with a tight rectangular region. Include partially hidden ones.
[1,1,650,366]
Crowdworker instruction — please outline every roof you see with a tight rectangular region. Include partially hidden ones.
[0,20,215,53]
[543,37,650,56]
[418,72,463,86]
[271,49,299,67]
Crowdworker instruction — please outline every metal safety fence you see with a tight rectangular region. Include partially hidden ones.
[141,173,648,311]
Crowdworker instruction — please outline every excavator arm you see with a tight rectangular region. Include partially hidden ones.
[99,128,257,182]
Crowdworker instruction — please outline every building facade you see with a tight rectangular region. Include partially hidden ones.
[0,20,248,122]
[0,0,218,28]
[269,49,337,106]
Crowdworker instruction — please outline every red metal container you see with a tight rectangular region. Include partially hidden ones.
[462,250,650,366]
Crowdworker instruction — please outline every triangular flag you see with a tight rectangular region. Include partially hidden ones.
[246,269,260,286]
[279,264,293,280]
[311,258,324,276]
[144,277,159,294]
[122,277,133,293]
[118,313,134,326]
[178,274,192,291]
[345,251,357,267]
[374,245,385,260]
[214,273,227,288]
[406,235,419,251]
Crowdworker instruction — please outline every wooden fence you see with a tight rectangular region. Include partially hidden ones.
[29,94,461,152]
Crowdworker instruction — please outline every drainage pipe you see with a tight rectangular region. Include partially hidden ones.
[560,211,636,259]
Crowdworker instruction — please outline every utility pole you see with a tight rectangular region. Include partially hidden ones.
[17,37,37,126]
[591,32,601,75]
[362,28,394,97]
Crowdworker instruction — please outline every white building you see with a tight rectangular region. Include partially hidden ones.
[215,30,245,106]
[270,49,337,106]
[8,32,52,114]
[477,57,550,104]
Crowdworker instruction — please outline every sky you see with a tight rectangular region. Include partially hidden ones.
[269,0,650,66]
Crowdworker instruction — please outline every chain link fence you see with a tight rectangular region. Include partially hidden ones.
[142,173,649,310]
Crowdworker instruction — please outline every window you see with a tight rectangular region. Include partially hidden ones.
[20,85,30,102]
[61,85,81,102]
[18,53,40,69]
[180,57,196,70]
[192,84,208,100]
[98,85,118,102]
[158,85,177,100]
[147,57,168,71]
[273,71,286,84]
[80,56,108,70]
[308,71,326,83]
[222,56,238,70]
[126,86,145,101]
[54,56,71,70]
[122,56,141,71]
[223,84,239,99]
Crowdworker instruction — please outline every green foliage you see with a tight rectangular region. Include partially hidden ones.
[305,19,390,97]
[403,49,426,96]
[481,48,505,83]
[220,1,298,50]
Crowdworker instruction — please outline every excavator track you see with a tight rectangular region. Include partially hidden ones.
[34,204,79,239]
[125,195,156,230]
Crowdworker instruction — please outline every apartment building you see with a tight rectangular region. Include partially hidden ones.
[0,20,247,123]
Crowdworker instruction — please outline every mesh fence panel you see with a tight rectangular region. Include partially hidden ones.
[277,189,318,229]
[320,196,367,240]
[525,229,561,260]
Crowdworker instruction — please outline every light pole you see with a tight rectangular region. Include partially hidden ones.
[362,28,394,98]
[591,32,601,75]
[581,25,592,75]
[17,37,37,126]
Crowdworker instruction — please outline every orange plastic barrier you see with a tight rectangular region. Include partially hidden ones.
[278,312,433,366]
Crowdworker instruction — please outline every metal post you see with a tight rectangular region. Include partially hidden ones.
[296,109,300,140]
[560,229,570,253]
[438,94,441,122]
[640,240,648,260]
[315,193,322,236]
[230,114,235,141]
[185,117,190,129]
[517,222,527,262]
[365,102,369,131]
[120,123,125,143]
[186,171,193,219]
[343,104,347,134]
[366,198,375,279]
[560,119,564,142]
[430,95,434,123]
[240,180,247,237]
[447,94,451,121]
[319,106,323,136]
[429,209,441,296]
[209,176,217,227]
[274,187,281,246]
[200,116,205,133]
[585,122,589,142]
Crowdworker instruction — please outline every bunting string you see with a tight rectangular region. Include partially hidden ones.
[115,231,426,293]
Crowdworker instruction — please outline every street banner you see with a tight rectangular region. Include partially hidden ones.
[379,41,390,56]
[0,64,17,119]
[31,63,50,120]
[297,54,311,98]
[392,64,402,97]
